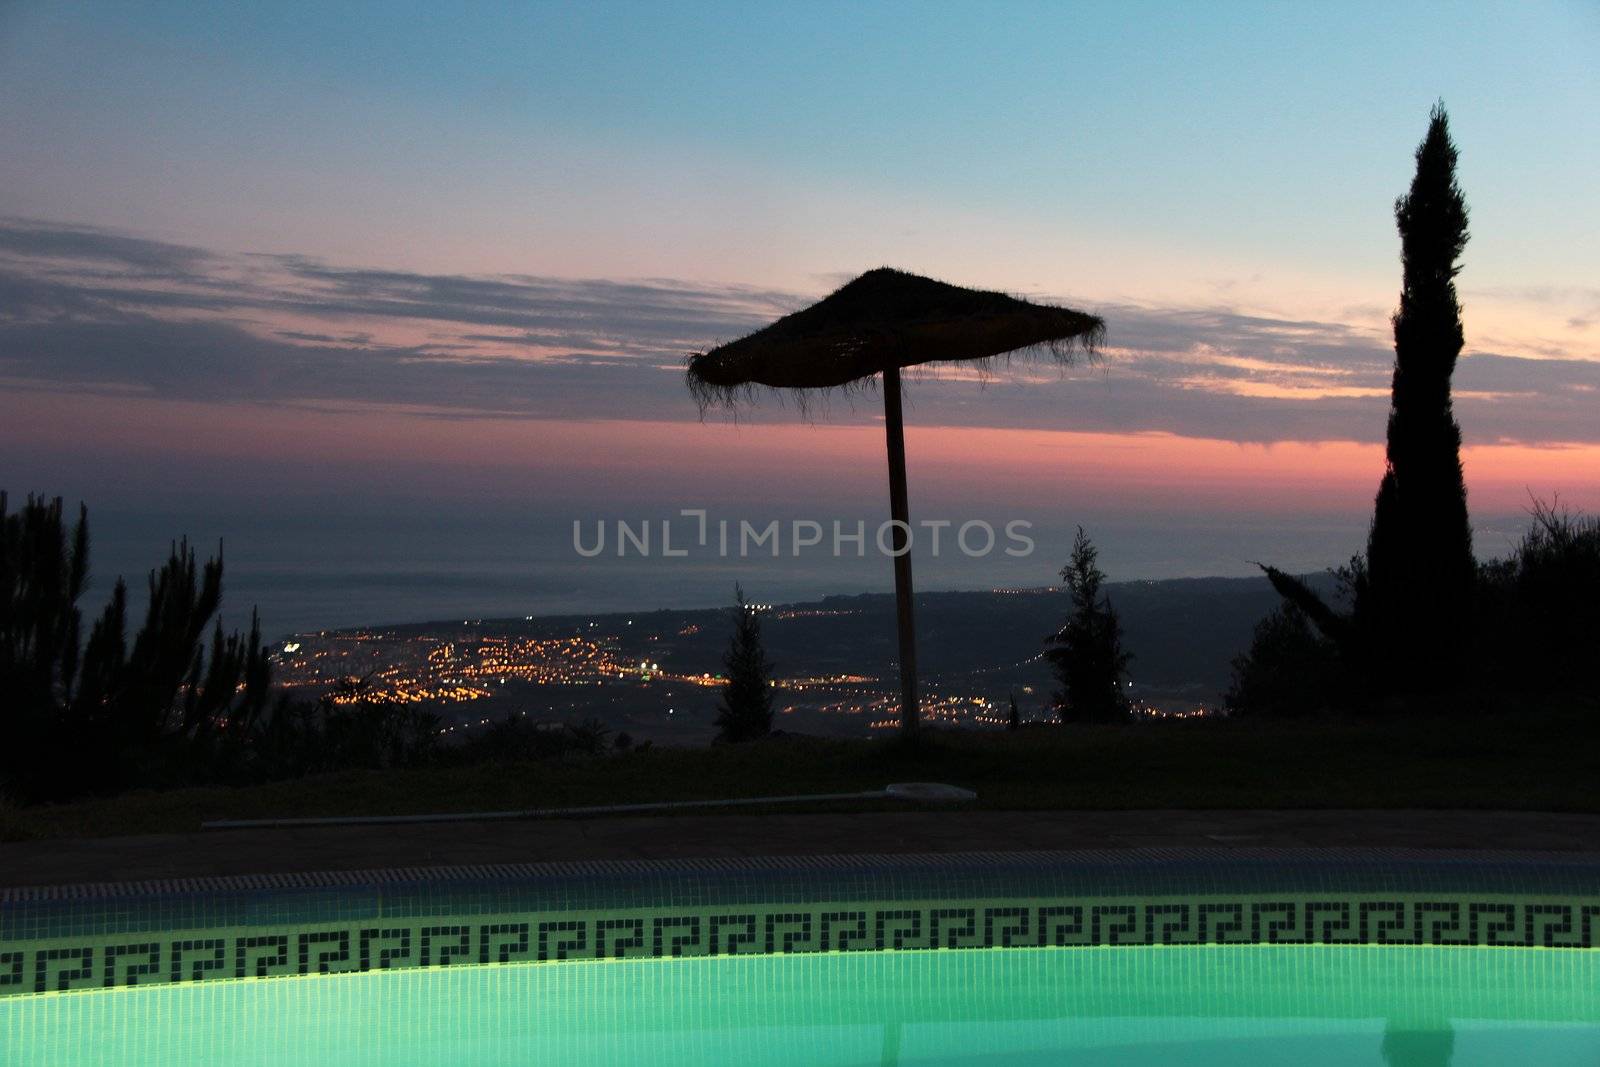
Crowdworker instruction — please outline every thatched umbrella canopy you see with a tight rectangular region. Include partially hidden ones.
[688,267,1103,404]
[687,267,1105,735]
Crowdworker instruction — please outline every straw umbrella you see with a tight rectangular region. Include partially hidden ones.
[687,267,1104,736]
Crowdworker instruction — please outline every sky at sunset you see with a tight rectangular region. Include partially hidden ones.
[1,2,1597,633]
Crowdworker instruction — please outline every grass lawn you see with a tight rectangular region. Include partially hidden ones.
[5,701,1596,842]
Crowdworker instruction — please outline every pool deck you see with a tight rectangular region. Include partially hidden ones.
[4,808,1598,888]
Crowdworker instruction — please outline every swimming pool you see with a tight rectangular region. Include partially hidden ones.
[5,849,1598,1064]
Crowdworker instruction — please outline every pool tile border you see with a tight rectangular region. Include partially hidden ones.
[5,848,1598,998]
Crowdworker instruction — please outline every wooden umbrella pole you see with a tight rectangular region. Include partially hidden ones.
[882,366,920,735]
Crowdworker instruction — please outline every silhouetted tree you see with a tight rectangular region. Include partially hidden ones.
[0,494,272,799]
[1224,603,1344,717]
[247,676,438,778]
[1262,104,1474,696]
[1045,528,1130,723]
[0,493,89,795]
[715,583,774,742]
[1366,103,1475,682]
[1477,501,1600,693]
[1006,691,1021,731]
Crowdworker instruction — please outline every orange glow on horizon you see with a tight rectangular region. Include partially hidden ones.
[4,390,1596,518]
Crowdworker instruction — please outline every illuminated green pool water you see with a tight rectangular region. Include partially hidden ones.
[6,946,1597,1066]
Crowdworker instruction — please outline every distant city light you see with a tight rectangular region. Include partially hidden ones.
[274,616,1194,734]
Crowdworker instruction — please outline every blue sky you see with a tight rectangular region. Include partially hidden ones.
[3,1,1594,297]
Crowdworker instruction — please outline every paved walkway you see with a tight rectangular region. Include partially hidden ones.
[4,809,1598,887]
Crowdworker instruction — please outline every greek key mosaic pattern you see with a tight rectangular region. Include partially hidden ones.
[6,894,1600,997]
[6,850,1600,999]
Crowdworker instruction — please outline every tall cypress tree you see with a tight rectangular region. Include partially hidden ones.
[1260,105,1475,698]
[715,583,774,742]
[1361,104,1474,689]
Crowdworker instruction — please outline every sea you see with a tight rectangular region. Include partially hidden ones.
[80,506,1535,642]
